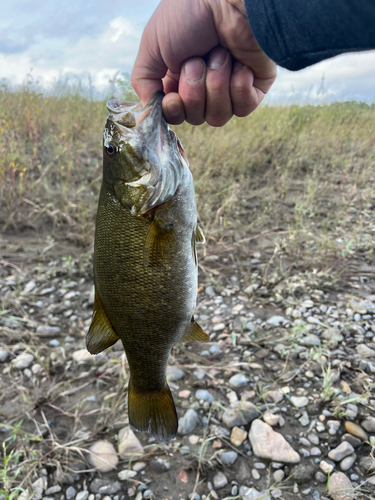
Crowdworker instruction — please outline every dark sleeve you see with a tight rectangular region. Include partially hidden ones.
[244,0,375,71]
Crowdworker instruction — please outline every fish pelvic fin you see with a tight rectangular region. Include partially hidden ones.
[128,380,178,441]
[181,318,210,342]
[86,289,119,354]
[143,217,176,267]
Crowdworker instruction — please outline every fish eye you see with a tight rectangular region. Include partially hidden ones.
[105,142,117,158]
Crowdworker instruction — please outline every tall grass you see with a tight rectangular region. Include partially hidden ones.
[1,82,375,266]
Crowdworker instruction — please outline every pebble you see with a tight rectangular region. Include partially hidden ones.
[189,434,200,444]
[195,389,214,403]
[249,419,300,464]
[36,325,61,336]
[230,426,247,446]
[49,339,60,347]
[118,469,137,480]
[75,492,89,500]
[341,434,361,448]
[252,468,261,480]
[88,440,118,472]
[229,373,249,388]
[299,412,310,426]
[0,348,9,362]
[179,390,191,398]
[290,396,309,408]
[193,368,206,379]
[149,457,170,473]
[12,353,34,369]
[273,470,284,482]
[315,472,327,483]
[340,454,356,471]
[263,411,281,427]
[361,416,375,432]
[143,490,155,499]
[265,390,284,403]
[328,442,354,462]
[118,427,144,458]
[310,447,321,456]
[308,433,319,445]
[267,316,287,326]
[319,461,334,475]
[222,402,258,428]
[290,464,315,484]
[356,344,375,357]
[45,486,62,495]
[344,421,368,441]
[66,487,76,500]
[220,451,238,465]
[205,286,215,297]
[72,349,95,363]
[98,482,121,495]
[213,472,228,489]
[132,461,146,472]
[178,409,199,435]
[166,365,185,381]
[328,472,354,500]
[327,420,341,435]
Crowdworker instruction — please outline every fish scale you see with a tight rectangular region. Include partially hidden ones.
[86,93,208,440]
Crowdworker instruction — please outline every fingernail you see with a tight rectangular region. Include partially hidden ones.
[166,100,182,117]
[184,59,204,82]
[233,61,245,73]
[208,47,227,70]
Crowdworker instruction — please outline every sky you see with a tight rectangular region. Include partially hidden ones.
[1,0,375,104]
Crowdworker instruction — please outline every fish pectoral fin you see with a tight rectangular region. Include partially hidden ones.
[86,290,120,354]
[143,217,176,267]
[128,380,178,441]
[181,319,210,342]
[196,225,205,244]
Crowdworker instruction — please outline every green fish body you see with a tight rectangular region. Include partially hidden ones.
[87,93,207,440]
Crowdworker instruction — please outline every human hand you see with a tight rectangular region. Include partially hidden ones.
[131,0,277,126]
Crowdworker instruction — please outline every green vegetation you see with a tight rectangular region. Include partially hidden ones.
[1,83,375,265]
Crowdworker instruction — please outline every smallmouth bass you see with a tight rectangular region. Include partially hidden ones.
[87,93,208,441]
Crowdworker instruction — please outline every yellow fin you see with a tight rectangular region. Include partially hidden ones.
[86,290,119,354]
[181,319,210,342]
[196,225,205,244]
[144,217,175,267]
[128,380,178,441]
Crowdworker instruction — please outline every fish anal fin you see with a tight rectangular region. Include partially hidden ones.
[181,320,210,342]
[86,290,119,354]
[144,217,175,267]
[128,380,178,441]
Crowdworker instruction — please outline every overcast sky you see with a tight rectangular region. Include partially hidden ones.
[2,0,375,104]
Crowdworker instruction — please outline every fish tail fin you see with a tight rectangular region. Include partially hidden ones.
[128,380,178,441]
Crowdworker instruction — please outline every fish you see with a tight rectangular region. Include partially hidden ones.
[86,92,209,441]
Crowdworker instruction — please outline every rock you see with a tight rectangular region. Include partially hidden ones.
[308,433,319,445]
[290,396,309,408]
[229,373,249,388]
[36,325,61,336]
[344,421,368,441]
[345,404,358,420]
[252,469,260,480]
[132,461,146,472]
[265,390,284,403]
[118,469,137,480]
[118,427,144,458]
[89,479,113,494]
[267,316,287,327]
[45,486,62,495]
[316,472,327,483]
[230,426,247,447]
[178,409,199,435]
[189,434,200,444]
[356,344,375,358]
[340,454,356,471]
[320,461,334,475]
[358,456,375,474]
[249,419,300,464]
[143,490,155,499]
[327,420,341,435]
[166,365,184,381]
[341,434,361,448]
[72,349,95,363]
[12,353,34,369]
[328,472,354,500]
[193,368,206,379]
[0,347,9,362]
[273,470,284,482]
[310,447,321,456]
[213,472,228,489]
[66,487,76,500]
[361,416,375,433]
[149,457,170,473]
[76,492,89,500]
[205,286,216,297]
[240,487,271,500]
[88,440,118,472]
[328,442,354,462]
[195,389,214,403]
[298,412,310,427]
[220,451,238,465]
[299,335,320,347]
[222,402,259,428]
[290,464,315,484]
[97,482,121,495]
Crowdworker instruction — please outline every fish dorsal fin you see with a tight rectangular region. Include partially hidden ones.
[181,318,210,342]
[144,217,176,267]
[86,290,119,354]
